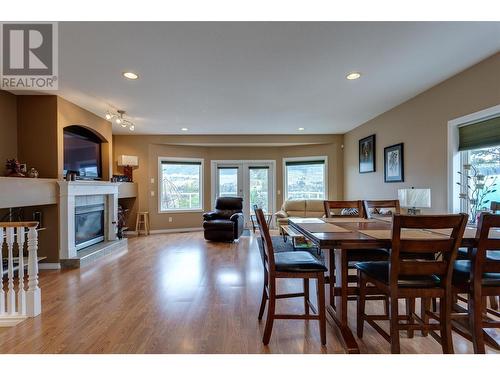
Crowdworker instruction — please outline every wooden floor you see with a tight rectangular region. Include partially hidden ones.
[0,231,498,354]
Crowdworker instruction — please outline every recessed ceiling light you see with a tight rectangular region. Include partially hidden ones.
[298,127,305,131]
[346,72,361,80]
[122,71,139,80]
[181,127,189,132]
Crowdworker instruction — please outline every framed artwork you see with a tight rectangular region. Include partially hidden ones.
[384,143,404,183]
[359,134,376,173]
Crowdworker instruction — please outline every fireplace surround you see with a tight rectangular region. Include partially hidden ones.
[58,181,119,260]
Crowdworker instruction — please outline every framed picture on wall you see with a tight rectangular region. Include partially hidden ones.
[384,143,404,182]
[359,134,376,173]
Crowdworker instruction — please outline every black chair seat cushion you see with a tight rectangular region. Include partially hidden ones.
[453,260,500,287]
[203,219,234,231]
[457,248,500,261]
[354,261,440,287]
[275,251,327,272]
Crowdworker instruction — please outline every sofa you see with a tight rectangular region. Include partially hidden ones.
[203,197,245,242]
[275,199,325,229]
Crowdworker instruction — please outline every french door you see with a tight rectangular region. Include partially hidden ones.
[212,160,275,227]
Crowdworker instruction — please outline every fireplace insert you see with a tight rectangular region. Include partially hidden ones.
[75,204,105,251]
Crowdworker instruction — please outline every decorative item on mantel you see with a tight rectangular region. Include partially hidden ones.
[5,159,25,177]
[117,155,139,182]
[457,164,497,225]
[28,167,39,178]
[398,187,431,215]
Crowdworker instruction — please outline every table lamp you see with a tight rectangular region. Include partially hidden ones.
[398,187,431,215]
[117,155,139,182]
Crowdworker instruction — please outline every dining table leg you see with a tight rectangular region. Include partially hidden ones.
[325,247,360,354]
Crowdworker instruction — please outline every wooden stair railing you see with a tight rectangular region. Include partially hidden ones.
[0,222,41,327]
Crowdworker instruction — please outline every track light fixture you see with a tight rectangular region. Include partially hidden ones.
[104,109,135,131]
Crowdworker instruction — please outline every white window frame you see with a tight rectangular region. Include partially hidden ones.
[447,104,500,213]
[158,157,204,213]
[283,156,328,201]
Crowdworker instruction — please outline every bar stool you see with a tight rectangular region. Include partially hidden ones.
[135,211,150,236]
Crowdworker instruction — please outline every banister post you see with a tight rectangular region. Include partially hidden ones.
[26,227,41,317]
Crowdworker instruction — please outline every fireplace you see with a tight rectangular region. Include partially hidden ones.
[58,181,119,260]
[75,203,105,251]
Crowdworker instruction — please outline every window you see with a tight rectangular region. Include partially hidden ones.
[249,166,269,212]
[460,145,500,213]
[457,115,500,221]
[284,157,327,200]
[159,158,203,212]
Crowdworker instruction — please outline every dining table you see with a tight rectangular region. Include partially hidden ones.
[287,215,491,354]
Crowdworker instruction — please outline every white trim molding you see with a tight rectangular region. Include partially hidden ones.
[282,155,328,201]
[38,263,61,270]
[447,104,500,212]
[157,157,205,214]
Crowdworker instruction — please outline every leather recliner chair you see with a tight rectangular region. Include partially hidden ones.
[203,197,244,242]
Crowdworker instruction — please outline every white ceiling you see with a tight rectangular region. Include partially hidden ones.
[49,22,500,135]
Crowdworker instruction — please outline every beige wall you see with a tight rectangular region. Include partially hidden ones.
[57,96,113,180]
[17,95,113,180]
[343,53,500,213]
[0,91,18,166]
[113,134,343,230]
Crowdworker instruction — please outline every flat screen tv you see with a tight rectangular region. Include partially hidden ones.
[63,126,102,180]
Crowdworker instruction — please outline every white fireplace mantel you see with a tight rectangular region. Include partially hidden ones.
[58,181,119,259]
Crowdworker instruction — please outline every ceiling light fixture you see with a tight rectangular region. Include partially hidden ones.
[181,127,189,132]
[105,109,136,131]
[122,71,139,80]
[298,127,305,131]
[346,72,361,80]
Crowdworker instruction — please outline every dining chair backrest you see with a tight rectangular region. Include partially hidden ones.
[254,205,276,272]
[470,213,500,287]
[363,199,401,219]
[323,200,364,218]
[490,201,500,214]
[390,214,468,289]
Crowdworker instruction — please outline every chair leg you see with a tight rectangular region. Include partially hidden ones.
[303,278,310,315]
[490,296,499,311]
[389,296,401,354]
[405,298,415,338]
[421,297,430,337]
[258,271,268,320]
[263,278,276,345]
[383,296,389,317]
[468,289,486,354]
[356,270,367,338]
[431,298,437,312]
[439,296,454,354]
[317,274,327,346]
[329,250,335,309]
[135,214,140,236]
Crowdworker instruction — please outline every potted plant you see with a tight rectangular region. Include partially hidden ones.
[457,164,497,225]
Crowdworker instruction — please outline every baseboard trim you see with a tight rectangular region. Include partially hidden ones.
[39,263,61,270]
[150,227,203,234]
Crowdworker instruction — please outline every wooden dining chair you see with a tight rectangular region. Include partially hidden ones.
[323,200,365,218]
[355,213,468,354]
[489,202,500,311]
[254,206,327,345]
[363,199,401,219]
[323,200,389,313]
[452,212,500,353]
